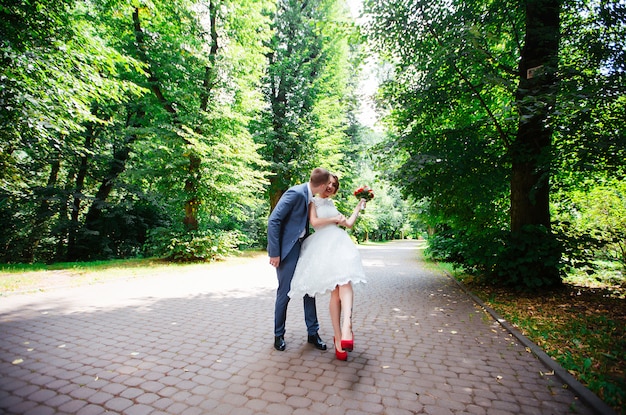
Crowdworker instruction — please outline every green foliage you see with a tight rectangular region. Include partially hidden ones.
[424,231,465,264]
[145,228,245,262]
[492,226,563,289]
[564,260,625,295]
[256,0,362,207]
[427,225,563,289]
[0,0,275,263]
[554,179,626,270]
[364,0,518,269]
[364,0,626,289]
[76,196,170,260]
[555,0,626,180]
[350,183,409,242]
[324,134,413,244]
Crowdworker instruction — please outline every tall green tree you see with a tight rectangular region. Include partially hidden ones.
[257,0,360,209]
[554,0,626,183]
[0,0,143,261]
[1,0,274,262]
[78,0,273,259]
[366,0,518,279]
[364,0,625,288]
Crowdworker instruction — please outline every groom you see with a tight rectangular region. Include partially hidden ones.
[267,167,331,351]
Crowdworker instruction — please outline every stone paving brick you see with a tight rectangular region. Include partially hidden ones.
[386,408,416,415]
[123,403,156,415]
[6,400,38,414]
[76,403,107,415]
[209,402,235,415]
[180,407,204,415]
[167,402,189,414]
[0,241,611,415]
[152,397,174,410]
[24,404,56,415]
[57,399,87,413]
[103,396,133,412]
[25,388,57,403]
[360,401,385,413]
[13,384,39,398]
[86,391,115,406]
[44,392,72,408]
[465,404,488,415]
[136,392,161,405]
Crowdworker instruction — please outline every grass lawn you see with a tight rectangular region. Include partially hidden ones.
[0,250,266,295]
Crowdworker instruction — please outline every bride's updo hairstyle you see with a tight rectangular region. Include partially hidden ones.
[330,174,340,194]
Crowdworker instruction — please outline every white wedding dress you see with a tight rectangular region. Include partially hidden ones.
[288,196,367,298]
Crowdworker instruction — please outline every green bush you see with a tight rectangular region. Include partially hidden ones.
[554,181,626,270]
[491,225,564,289]
[426,225,563,289]
[424,230,467,264]
[145,228,245,262]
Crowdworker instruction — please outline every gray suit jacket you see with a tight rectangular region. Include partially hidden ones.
[267,183,309,260]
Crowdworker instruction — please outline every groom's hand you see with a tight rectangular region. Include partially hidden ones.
[269,256,280,268]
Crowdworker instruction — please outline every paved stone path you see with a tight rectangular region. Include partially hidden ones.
[0,240,603,414]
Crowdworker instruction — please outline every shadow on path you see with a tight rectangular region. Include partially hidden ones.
[0,240,599,414]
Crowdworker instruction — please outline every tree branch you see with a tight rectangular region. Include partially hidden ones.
[200,0,219,112]
[420,8,513,148]
[132,7,178,116]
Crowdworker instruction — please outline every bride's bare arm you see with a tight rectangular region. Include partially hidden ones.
[309,201,343,228]
[341,199,365,229]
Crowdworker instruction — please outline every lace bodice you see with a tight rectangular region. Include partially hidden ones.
[311,197,339,230]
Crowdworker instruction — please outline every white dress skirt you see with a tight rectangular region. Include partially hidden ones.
[288,197,367,298]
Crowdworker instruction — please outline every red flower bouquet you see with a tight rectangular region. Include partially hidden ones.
[353,186,374,202]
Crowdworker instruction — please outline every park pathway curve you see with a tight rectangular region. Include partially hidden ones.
[0,240,601,414]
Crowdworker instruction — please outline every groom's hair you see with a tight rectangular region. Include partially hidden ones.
[310,167,330,186]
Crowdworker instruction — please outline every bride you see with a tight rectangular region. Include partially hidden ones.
[288,174,367,361]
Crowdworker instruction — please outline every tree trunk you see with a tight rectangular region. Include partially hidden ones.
[200,0,219,113]
[267,52,289,212]
[54,170,74,261]
[510,0,560,283]
[69,103,143,260]
[72,135,136,260]
[67,125,95,259]
[132,6,206,231]
[182,0,219,231]
[23,149,61,262]
[183,153,201,230]
[83,138,135,227]
[511,0,559,232]
[269,178,285,212]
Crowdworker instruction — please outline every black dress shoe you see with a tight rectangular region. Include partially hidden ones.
[307,333,327,350]
[274,335,285,351]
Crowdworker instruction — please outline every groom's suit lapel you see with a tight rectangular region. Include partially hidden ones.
[303,183,311,238]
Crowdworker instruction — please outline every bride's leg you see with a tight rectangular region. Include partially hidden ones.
[338,282,354,340]
[329,286,343,350]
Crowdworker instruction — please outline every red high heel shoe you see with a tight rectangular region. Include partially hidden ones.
[341,333,354,352]
[334,338,347,361]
